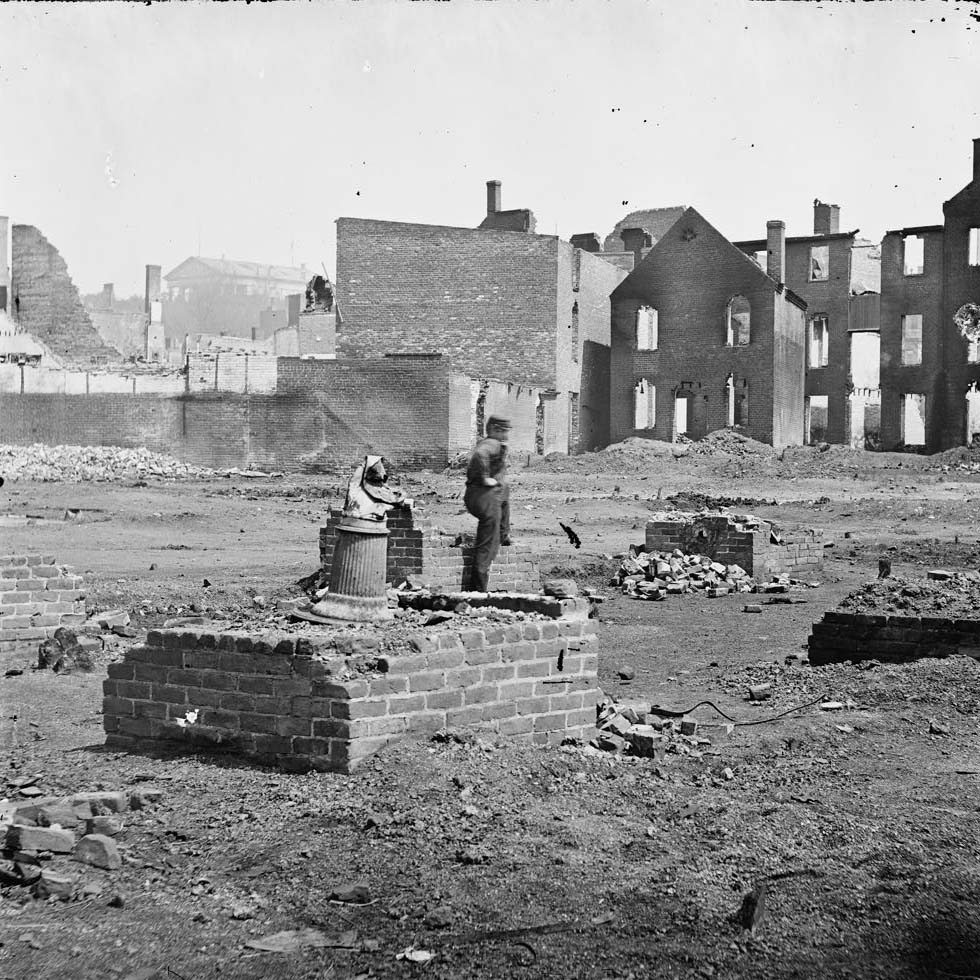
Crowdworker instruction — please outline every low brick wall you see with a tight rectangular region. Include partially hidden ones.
[103,615,599,773]
[0,554,86,656]
[320,509,540,593]
[808,611,980,665]
[645,514,824,578]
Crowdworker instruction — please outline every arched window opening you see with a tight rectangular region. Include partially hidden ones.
[726,296,750,346]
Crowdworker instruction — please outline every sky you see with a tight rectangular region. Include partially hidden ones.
[1,0,978,297]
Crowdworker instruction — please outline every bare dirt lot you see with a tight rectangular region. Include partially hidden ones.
[3,440,980,980]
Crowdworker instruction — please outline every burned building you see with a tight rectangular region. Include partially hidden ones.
[335,181,627,454]
[735,202,881,448]
[878,138,980,452]
[610,207,807,448]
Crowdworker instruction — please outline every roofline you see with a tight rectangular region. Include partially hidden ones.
[734,229,860,249]
[335,215,560,242]
[783,287,808,311]
[883,224,944,237]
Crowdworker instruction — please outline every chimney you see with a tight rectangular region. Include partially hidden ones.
[813,199,840,236]
[766,220,786,283]
[570,232,601,253]
[486,179,502,215]
[102,283,115,310]
[620,227,653,265]
[0,216,8,312]
[145,265,162,316]
[973,137,980,182]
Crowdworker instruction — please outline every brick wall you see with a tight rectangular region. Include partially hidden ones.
[336,217,559,387]
[319,508,541,593]
[772,290,806,447]
[645,514,824,578]
[809,610,980,665]
[878,230,945,450]
[11,226,123,366]
[610,208,786,446]
[0,555,86,656]
[102,618,600,772]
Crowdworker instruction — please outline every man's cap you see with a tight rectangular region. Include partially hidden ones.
[487,415,512,430]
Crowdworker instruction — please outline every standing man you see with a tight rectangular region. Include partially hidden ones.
[464,415,512,592]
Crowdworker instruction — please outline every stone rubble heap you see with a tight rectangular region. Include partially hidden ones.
[0,781,163,901]
[612,548,756,599]
[592,699,730,763]
[0,444,215,483]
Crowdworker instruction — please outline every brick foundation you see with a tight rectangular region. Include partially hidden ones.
[319,509,540,593]
[808,610,980,665]
[0,554,86,655]
[645,514,824,578]
[102,609,599,773]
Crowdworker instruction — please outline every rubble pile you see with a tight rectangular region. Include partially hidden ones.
[838,571,980,619]
[0,444,215,483]
[679,429,777,459]
[592,699,727,761]
[612,547,756,599]
[0,778,163,901]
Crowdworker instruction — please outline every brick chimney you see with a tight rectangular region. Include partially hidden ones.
[486,180,502,215]
[570,232,601,253]
[101,283,115,311]
[145,265,162,315]
[766,220,786,283]
[813,199,840,236]
[973,137,980,182]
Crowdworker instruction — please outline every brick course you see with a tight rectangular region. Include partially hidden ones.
[0,555,86,655]
[102,616,600,772]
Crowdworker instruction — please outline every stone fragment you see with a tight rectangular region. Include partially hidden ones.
[90,609,131,629]
[71,791,128,814]
[736,881,767,931]
[819,701,845,711]
[627,725,666,758]
[748,684,772,702]
[615,666,636,681]
[679,718,698,736]
[128,788,164,810]
[543,579,578,598]
[424,906,454,929]
[743,604,763,614]
[34,871,75,901]
[329,882,372,904]
[6,825,75,853]
[85,816,124,837]
[929,718,950,736]
[73,834,122,870]
[37,803,82,829]
[927,569,953,581]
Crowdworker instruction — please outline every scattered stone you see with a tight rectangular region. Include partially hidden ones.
[108,892,126,908]
[820,701,846,711]
[6,825,75,853]
[329,882,372,904]
[748,684,772,702]
[79,880,104,898]
[34,871,75,901]
[722,767,735,781]
[128,788,164,810]
[679,718,698,736]
[72,791,128,814]
[615,666,636,681]
[424,906,454,929]
[927,569,953,581]
[736,881,767,931]
[73,834,122,870]
[743,604,763,614]
[627,725,666,758]
[89,609,131,630]
[543,578,579,598]
[929,718,951,736]
[86,816,124,836]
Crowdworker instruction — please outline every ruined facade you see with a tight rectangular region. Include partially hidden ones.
[335,182,627,454]
[878,139,980,452]
[610,207,807,448]
[736,203,881,448]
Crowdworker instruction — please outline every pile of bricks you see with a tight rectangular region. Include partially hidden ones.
[645,512,825,578]
[593,700,726,761]
[0,555,86,656]
[614,549,754,600]
[103,611,599,773]
[0,785,162,899]
[320,508,540,593]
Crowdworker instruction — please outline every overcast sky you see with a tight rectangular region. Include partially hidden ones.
[1,0,977,296]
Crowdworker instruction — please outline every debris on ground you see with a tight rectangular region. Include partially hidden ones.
[0,444,216,483]
[612,547,755,598]
[837,572,980,619]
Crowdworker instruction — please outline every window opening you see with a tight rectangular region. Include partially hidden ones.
[808,315,829,368]
[636,306,658,350]
[806,395,829,444]
[967,384,980,447]
[903,235,924,276]
[725,374,735,428]
[726,296,750,346]
[673,394,689,438]
[969,228,980,267]
[849,332,880,388]
[901,314,923,366]
[571,302,579,363]
[901,393,926,447]
[634,380,655,430]
[809,245,829,282]
[735,381,748,428]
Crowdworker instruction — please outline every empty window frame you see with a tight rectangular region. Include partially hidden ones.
[809,245,829,282]
[970,228,980,266]
[806,395,829,445]
[901,314,923,366]
[571,302,579,363]
[808,315,829,368]
[726,296,751,346]
[633,380,656,430]
[674,394,689,437]
[903,235,924,276]
[901,393,927,446]
[969,335,980,364]
[636,306,658,350]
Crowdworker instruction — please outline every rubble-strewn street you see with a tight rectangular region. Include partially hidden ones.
[3,443,980,979]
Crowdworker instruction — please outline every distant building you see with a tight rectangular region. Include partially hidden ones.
[162,256,309,342]
[610,207,807,449]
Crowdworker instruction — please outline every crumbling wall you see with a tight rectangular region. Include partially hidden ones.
[645,514,824,578]
[319,508,540,593]
[102,621,599,772]
[89,310,149,360]
[11,226,123,366]
[0,555,86,656]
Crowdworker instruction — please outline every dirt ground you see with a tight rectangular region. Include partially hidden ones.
[2,441,980,980]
